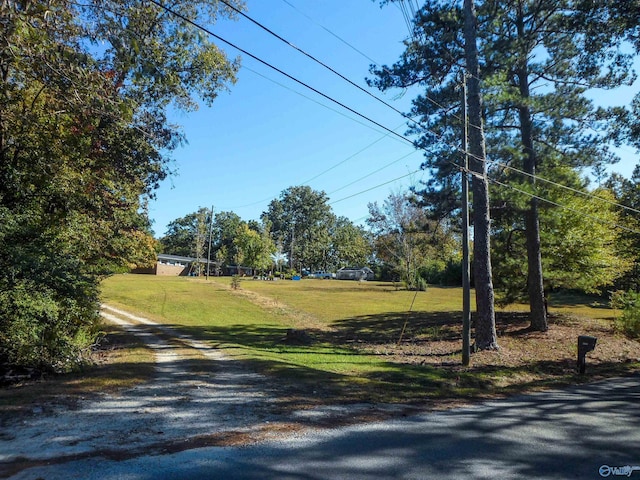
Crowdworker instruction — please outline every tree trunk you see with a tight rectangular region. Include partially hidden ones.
[518,101,548,331]
[516,9,548,332]
[463,0,498,350]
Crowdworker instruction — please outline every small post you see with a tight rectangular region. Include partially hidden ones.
[577,335,597,374]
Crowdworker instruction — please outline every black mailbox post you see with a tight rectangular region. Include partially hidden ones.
[577,335,597,374]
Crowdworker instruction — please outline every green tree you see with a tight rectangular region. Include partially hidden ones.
[492,165,631,302]
[262,186,335,271]
[212,211,245,267]
[480,0,631,331]
[367,192,457,290]
[0,0,241,370]
[234,223,275,273]
[329,217,372,270]
[370,0,633,333]
[160,207,211,261]
[606,165,640,291]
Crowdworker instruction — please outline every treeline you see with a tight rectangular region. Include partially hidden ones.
[0,0,243,374]
[162,166,640,300]
[160,186,464,286]
[160,186,373,276]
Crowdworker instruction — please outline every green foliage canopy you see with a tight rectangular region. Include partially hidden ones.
[0,0,242,370]
[370,0,636,329]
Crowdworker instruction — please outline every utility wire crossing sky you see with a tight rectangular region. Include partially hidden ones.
[147,0,639,237]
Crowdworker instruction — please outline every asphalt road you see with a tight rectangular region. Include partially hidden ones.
[8,375,640,480]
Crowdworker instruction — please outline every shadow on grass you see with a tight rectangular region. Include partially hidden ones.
[155,309,639,405]
[547,291,610,309]
[3,314,639,420]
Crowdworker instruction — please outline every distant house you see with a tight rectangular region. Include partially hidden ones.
[156,254,197,276]
[336,267,375,281]
[132,254,196,276]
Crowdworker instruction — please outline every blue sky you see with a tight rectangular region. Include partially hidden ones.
[148,0,639,237]
[149,0,430,236]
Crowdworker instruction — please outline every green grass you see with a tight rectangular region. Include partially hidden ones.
[96,275,638,405]
[100,275,474,402]
[213,275,466,321]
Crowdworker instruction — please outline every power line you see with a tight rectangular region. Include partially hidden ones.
[302,122,411,185]
[214,0,537,195]
[151,0,475,176]
[280,0,468,130]
[280,0,637,206]
[330,168,422,205]
[328,150,419,195]
[147,0,430,215]
[243,65,407,142]
[217,0,424,133]
[146,0,416,150]
[215,0,494,183]
[488,177,640,235]
[486,157,640,216]
[148,0,640,223]
[282,1,636,208]
[279,0,384,68]
[218,0,490,155]
[227,68,411,209]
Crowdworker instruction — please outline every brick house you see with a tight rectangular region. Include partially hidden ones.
[132,253,196,276]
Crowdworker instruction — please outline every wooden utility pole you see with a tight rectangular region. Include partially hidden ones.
[206,205,214,280]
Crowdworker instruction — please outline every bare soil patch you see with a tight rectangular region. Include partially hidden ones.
[373,312,639,366]
[348,311,640,394]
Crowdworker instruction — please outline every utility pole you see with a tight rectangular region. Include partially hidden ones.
[461,75,471,366]
[290,223,295,271]
[206,205,214,280]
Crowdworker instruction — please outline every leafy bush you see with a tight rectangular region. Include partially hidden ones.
[230,274,241,290]
[406,274,428,291]
[419,260,462,286]
[611,290,640,338]
[0,280,100,372]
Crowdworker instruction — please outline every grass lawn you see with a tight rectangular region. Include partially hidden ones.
[95,274,640,406]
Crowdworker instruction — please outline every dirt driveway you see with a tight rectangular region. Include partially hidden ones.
[0,305,388,477]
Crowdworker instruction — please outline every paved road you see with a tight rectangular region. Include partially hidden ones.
[8,375,640,480]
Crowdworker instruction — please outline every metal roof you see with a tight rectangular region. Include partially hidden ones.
[157,253,197,263]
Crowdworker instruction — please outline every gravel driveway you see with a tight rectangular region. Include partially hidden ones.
[1,305,397,477]
[1,305,315,476]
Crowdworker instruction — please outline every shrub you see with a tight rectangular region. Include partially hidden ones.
[405,274,427,291]
[611,290,640,338]
[230,274,241,290]
[0,280,100,372]
[415,276,428,291]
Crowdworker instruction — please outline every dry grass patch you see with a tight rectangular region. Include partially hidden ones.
[0,325,155,414]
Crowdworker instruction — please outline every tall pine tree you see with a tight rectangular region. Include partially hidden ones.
[370,0,634,332]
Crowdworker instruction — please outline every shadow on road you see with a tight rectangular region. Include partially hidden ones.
[9,375,640,480]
